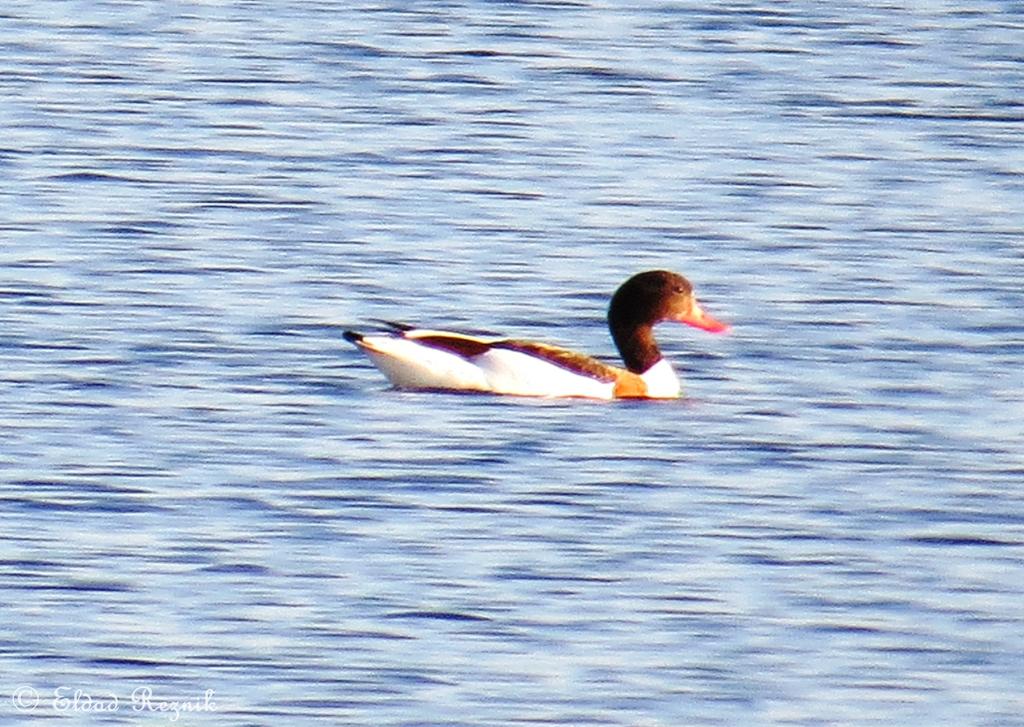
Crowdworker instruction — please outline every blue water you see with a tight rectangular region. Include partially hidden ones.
[3,2,1024,725]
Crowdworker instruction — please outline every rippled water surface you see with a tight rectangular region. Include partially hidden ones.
[3,2,1024,725]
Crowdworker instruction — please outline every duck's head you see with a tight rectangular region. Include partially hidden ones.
[609,270,729,334]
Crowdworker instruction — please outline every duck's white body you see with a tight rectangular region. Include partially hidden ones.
[344,270,727,400]
[352,328,681,399]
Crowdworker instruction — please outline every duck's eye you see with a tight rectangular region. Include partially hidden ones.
[673,285,687,294]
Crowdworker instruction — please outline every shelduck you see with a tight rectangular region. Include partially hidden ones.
[344,270,728,399]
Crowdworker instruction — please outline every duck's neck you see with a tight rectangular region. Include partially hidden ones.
[610,318,662,374]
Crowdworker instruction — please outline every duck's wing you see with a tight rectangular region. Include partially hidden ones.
[405,331,624,384]
[402,329,497,358]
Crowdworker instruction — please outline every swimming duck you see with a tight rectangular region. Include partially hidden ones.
[344,270,728,399]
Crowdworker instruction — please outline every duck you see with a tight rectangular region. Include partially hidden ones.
[343,270,728,399]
